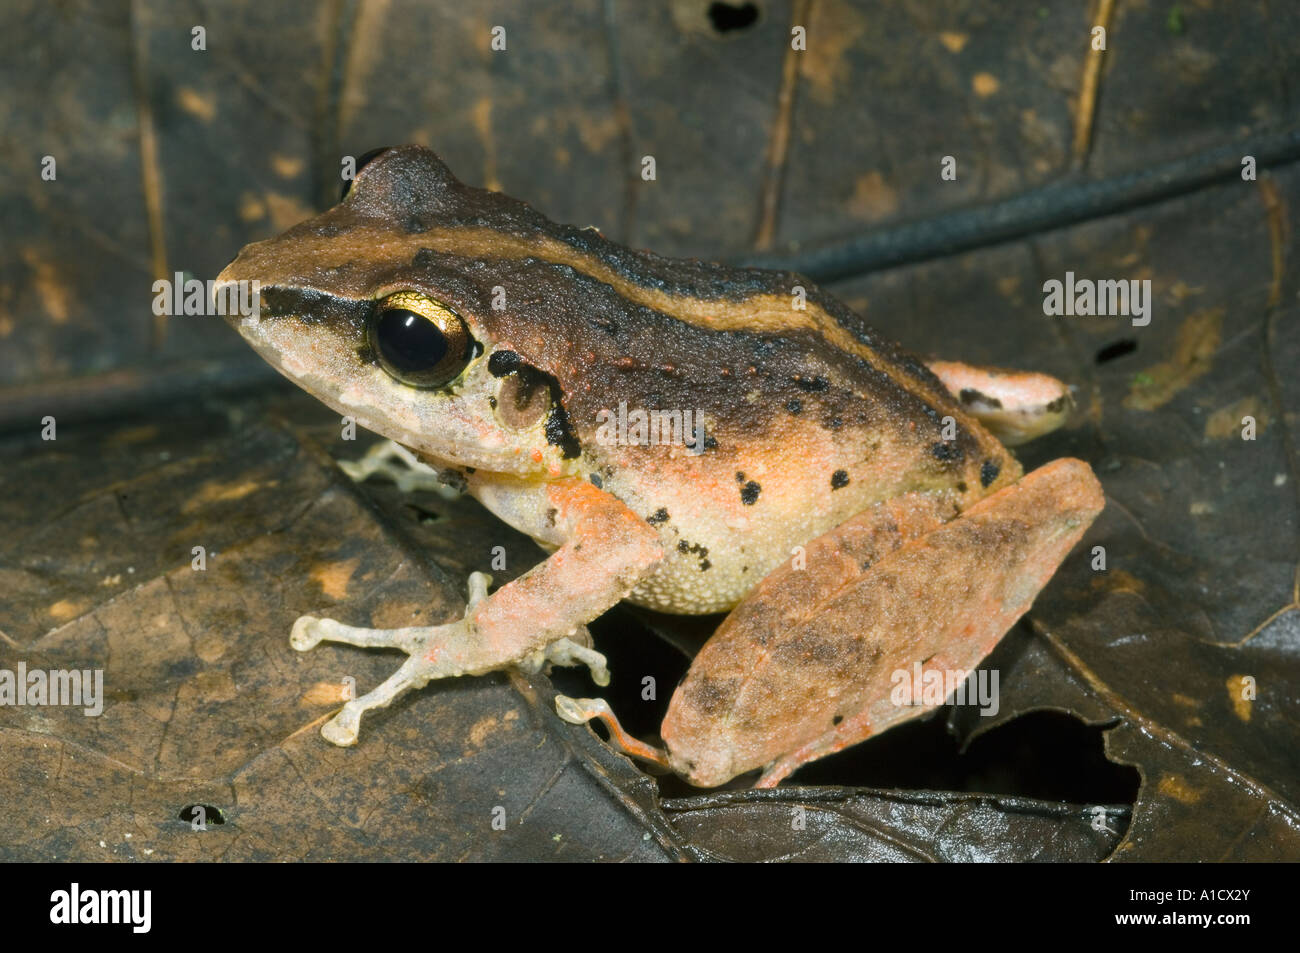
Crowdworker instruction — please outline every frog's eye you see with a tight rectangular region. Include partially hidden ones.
[369,291,475,389]
[340,146,391,201]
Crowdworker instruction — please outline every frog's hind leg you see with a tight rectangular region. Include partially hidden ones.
[751,646,975,788]
[658,492,957,787]
[925,360,1074,446]
[660,458,1104,788]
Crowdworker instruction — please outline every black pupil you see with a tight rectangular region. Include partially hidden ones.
[375,308,448,373]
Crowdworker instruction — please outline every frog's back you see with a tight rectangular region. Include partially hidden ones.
[256,146,1021,613]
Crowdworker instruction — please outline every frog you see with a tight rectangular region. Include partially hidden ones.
[215,145,1104,788]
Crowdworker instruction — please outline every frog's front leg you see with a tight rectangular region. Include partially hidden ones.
[292,478,663,745]
[661,458,1104,788]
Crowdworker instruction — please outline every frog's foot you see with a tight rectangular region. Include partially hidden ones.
[925,360,1073,446]
[555,696,671,770]
[338,438,462,497]
[518,628,611,686]
[292,572,498,745]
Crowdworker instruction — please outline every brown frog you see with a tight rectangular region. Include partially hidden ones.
[216,146,1103,787]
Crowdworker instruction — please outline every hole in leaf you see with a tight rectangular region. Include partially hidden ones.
[786,709,1139,807]
[708,1,759,33]
[178,804,225,825]
[1095,338,1137,364]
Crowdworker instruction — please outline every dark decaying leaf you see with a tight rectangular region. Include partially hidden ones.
[664,789,1125,863]
[0,406,678,861]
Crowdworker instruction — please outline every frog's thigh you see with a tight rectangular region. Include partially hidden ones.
[661,458,1104,788]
